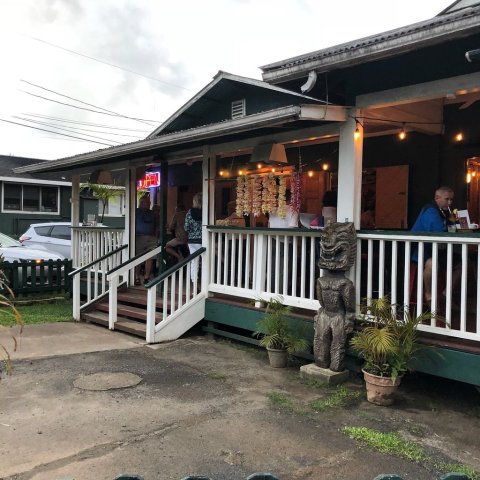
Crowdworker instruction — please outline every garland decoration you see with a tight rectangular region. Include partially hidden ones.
[277,175,287,218]
[251,175,262,217]
[290,172,302,213]
[262,173,277,214]
[235,176,246,216]
[243,177,252,215]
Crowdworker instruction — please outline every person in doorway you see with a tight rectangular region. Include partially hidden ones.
[411,186,461,304]
[135,195,157,285]
[311,190,337,228]
[184,192,203,283]
[165,203,188,261]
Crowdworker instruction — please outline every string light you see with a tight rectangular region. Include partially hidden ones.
[219,169,225,177]
[307,170,314,177]
[354,118,362,140]
[322,163,329,171]
[398,124,406,140]
[455,132,464,142]
[257,163,262,169]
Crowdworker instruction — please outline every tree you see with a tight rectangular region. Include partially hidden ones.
[81,182,123,223]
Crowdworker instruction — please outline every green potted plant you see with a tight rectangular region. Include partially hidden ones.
[253,296,309,368]
[350,296,436,406]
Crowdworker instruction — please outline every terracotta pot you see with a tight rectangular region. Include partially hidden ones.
[266,348,288,368]
[362,369,402,406]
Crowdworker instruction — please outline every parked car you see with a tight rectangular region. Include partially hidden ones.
[19,222,72,259]
[0,231,65,284]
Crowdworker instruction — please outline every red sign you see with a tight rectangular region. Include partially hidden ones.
[137,171,160,189]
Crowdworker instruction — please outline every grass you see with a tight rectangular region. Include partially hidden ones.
[310,386,361,411]
[207,371,227,381]
[266,391,297,413]
[2,298,73,325]
[342,426,480,479]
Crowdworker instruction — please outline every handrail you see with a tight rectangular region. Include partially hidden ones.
[68,244,128,277]
[144,247,206,288]
[107,245,162,276]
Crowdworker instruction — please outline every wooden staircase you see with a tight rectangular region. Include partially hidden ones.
[81,285,164,338]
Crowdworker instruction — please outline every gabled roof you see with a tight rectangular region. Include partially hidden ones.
[261,3,480,84]
[147,71,326,138]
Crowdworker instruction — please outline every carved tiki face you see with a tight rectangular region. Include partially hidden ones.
[318,222,357,271]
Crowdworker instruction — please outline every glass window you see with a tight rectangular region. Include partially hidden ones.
[41,187,58,212]
[34,226,52,236]
[23,186,40,212]
[2,183,60,213]
[50,225,71,240]
[3,184,21,210]
[100,193,124,216]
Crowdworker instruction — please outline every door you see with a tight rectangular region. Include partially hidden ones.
[375,165,409,229]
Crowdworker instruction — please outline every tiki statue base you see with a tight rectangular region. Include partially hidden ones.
[300,363,349,386]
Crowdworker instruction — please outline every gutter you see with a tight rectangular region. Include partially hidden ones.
[13,106,303,174]
[261,7,480,84]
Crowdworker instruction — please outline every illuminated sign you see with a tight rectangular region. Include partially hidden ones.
[137,171,160,189]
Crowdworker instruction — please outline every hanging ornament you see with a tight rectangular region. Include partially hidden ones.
[262,173,277,214]
[252,176,262,217]
[291,172,302,213]
[236,175,245,216]
[277,175,287,218]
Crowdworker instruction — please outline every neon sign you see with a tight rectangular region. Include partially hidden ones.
[137,171,160,189]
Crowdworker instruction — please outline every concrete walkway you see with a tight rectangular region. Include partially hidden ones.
[1,321,479,480]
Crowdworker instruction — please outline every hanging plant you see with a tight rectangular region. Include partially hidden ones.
[262,173,277,214]
[252,176,262,217]
[290,172,302,213]
[277,175,287,218]
[236,175,245,216]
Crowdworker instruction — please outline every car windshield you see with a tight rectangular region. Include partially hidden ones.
[0,232,22,248]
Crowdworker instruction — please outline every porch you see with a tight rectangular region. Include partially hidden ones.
[71,225,480,386]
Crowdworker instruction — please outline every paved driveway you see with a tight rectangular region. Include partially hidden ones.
[0,322,479,480]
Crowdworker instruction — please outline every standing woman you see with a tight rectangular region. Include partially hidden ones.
[184,192,202,283]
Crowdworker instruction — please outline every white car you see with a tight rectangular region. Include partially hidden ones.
[0,232,65,284]
[19,222,72,259]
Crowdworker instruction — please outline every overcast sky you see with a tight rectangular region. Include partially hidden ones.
[0,0,452,161]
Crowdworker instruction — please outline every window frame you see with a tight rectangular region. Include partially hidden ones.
[1,182,61,215]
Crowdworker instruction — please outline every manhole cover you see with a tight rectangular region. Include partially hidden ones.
[74,372,142,391]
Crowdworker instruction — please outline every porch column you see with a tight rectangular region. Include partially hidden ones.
[159,159,168,273]
[337,109,363,229]
[126,167,136,277]
[71,174,80,226]
[201,147,214,291]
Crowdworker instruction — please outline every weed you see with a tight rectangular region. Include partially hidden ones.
[310,386,360,411]
[437,463,479,480]
[403,420,426,437]
[208,371,227,381]
[267,391,297,413]
[342,426,480,479]
[341,426,428,462]
[296,372,328,389]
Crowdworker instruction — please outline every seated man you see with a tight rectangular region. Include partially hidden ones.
[411,186,461,303]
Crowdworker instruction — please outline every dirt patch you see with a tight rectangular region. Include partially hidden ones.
[1,335,479,480]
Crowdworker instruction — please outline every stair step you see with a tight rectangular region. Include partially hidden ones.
[82,311,147,337]
[95,302,164,323]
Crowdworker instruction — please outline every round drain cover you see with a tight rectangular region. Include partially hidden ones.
[74,372,142,391]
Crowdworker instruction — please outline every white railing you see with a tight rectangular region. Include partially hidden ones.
[71,244,128,320]
[106,245,162,330]
[208,227,320,310]
[72,227,125,268]
[145,248,206,343]
[356,231,480,342]
[208,227,480,343]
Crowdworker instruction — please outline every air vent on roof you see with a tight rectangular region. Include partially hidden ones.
[231,99,246,119]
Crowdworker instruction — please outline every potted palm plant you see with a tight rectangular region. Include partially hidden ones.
[253,296,309,368]
[350,296,435,406]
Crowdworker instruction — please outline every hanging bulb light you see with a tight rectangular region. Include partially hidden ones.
[257,163,262,169]
[354,118,361,140]
[322,163,329,171]
[219,169,225,177]
[398,124,407,140]
[455,132,464,142]
[307,170,314,177]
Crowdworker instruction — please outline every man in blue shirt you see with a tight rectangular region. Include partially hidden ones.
[411,186,459,303]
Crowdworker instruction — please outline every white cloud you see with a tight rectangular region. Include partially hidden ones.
[0,0,449,160]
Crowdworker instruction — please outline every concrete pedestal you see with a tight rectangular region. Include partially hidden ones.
[300,363,349,385]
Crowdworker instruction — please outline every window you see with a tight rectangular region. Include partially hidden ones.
[34,226,52,236]
[2,183,59,213]
[99,193,125,216]
[50,225,71,240]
